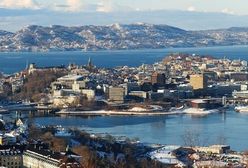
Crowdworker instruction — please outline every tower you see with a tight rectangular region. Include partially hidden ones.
[87,57,93,68]
[87,57,94,70]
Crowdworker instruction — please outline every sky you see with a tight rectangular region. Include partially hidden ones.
[1,0,248,31]
[0,0,247,15]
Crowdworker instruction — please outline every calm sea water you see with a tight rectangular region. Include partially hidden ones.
[34,109,248,151]
[1,45,248,74]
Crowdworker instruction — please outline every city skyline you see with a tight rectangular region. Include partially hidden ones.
[1,1,248,166]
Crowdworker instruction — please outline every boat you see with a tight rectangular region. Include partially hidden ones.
[55,127,72,137]
[235,106,248,113]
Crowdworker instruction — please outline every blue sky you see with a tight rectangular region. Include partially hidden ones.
[0,0,247,15]
[1,0,248,31]
[113,0,248,15]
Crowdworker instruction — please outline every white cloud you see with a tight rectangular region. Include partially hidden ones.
[96,0,113,12]
[50,0,84,12]
[0,0,132,13]
[221,8,235,15]
[187,6,196,12]
[0,0,39,9]
[66,0,84,12]
[96,0,134,13]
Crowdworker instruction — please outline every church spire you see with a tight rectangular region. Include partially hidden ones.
[87,57,93,68]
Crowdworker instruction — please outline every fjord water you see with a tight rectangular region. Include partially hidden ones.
[34,109,248,151]
[1,45,248,74]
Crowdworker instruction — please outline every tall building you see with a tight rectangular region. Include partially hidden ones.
[23,145,81,168]
[0,144,81,168]
[120,82,140,95]
[107,87,125,104]
[189,74,208,90]
[151,72,166,85]
[28,63,37,74]
[55,75,84,89]
[0,148,22,168]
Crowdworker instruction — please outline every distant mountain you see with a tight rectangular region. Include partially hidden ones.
[1,23,248,52]
[0,30,13,36]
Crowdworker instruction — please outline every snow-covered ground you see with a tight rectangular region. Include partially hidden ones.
[57,107,222,116]
[148,145,185,167]
[183,108,220,115]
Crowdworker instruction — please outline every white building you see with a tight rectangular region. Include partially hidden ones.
[82,89,95,100]
[23,149,61,168]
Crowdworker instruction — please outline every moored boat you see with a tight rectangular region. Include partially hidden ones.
[235,106,248,113]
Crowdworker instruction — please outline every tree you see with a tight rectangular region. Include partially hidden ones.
[41,132,53,142]
[13,69,67,102]
[72,146,97,168]
[28,124,43,140]
[51,137,67,152]
[1,82,12,97]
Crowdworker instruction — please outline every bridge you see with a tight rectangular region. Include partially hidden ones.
[0,105,60,113]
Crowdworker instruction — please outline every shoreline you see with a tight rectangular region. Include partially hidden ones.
[57,110,179,116]
[56,108,224,116]
[0,44,246,53]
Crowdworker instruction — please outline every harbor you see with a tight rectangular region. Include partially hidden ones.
[33,108,247,152]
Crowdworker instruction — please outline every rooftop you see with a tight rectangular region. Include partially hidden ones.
[58,75,83,81]
[149,145,185,166]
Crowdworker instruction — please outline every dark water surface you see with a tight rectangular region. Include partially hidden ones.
[1,45,248,74]
[34,110,248,151]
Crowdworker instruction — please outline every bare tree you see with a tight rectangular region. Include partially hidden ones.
[13,69,67,102]
[73,146,97,168]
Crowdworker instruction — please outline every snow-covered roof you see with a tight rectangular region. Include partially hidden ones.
[191,99,206,104]
[149,145,185,166]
